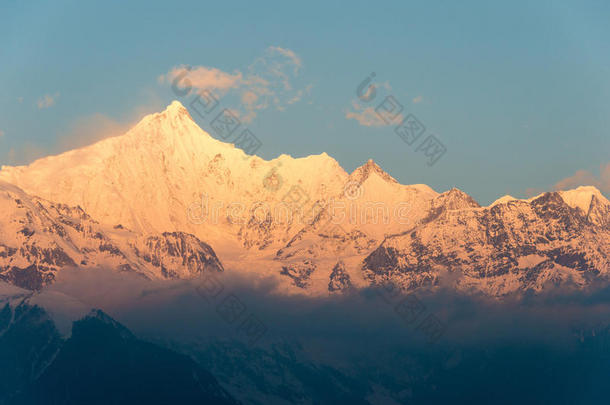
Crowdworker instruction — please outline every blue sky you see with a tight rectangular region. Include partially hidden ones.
[1,0,609,204]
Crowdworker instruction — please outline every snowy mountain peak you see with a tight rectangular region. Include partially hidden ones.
[0,181,225,290]
[349,159,397,185]
[559,186,609,213]
[153,100,191,120]
[158,100,195,124]
[490,195,517,207]
[128,100,203,143]
[433,188,481,210]
[1,101,608,297]
[165,99,190,115]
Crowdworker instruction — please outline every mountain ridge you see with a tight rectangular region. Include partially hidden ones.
[0,101,608,296]
[1,101,606,208]
[0,294,240,405]
[0,181,224,290]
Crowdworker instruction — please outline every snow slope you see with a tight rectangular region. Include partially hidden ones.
[1,101,608,296]
[0,181,223,290]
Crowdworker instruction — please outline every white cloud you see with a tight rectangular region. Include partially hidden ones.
[1,142,46,165]
[344,100,404,127]
[554,163,610,193]
[37,92,59,109]
[161,46,307,124]
[344,81,406,129]
[344,81,404,127]
[56,113,132,152]
[267,46,302,73]
[241,90,259,106]
[287,84,313,105]
[345,106,385,127]
[161,65,242,92]
[2,99,165,166]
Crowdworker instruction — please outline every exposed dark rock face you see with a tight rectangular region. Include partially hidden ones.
[0,183,225,291]
[281,260,317,288]
[587,194,610,229]
[239,212,277,250]
[2,176,609,297]
[134,232,224,277]
[328,260,352,292]
[0,265,55,291]
[362,192,610,295]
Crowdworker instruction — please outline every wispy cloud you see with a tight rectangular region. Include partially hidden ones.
[524,187,544,198]
[345,82,400,127]
[37,92,60,109]
[287,84,313,106]
[161,46,308,123]
[1,99,164,166]
[1,142,47,165]
[56,113,131,152]
[345,102,394,127]
[554,163,610,193]
[267,46,302,73]
[160,66,242,92]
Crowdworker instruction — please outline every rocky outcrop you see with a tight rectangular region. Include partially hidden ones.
[0,182,224,290]
[328,260,352,292]
[363,191,610,296]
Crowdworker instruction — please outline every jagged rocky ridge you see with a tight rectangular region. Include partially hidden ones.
[363,188,610,295]
[0,181,223,290]
[0,101,608,296]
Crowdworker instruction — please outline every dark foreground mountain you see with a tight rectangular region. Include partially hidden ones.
[0,298,238,405]
[168,319,610,405]
[2,282,610,404]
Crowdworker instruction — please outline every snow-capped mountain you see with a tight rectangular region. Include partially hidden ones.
[0,181,223,290]
[364,187,610,295]
[0,101,347,259]
[274,159,440,293]
[0,101,608,296]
